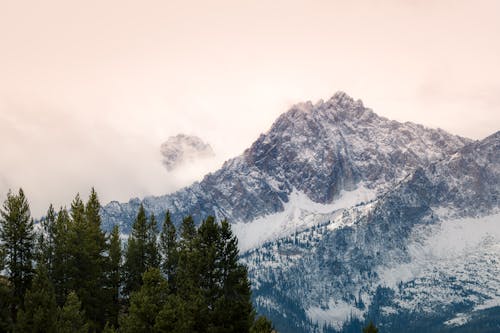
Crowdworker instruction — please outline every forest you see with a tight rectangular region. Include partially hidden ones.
[0,188,275,333]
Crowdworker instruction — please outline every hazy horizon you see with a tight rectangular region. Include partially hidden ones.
[1,0,499,216]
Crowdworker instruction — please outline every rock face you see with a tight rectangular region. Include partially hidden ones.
[160,134,215,171]
[102,92,469,232]
[242,131,499,333]
[101,91,499,332]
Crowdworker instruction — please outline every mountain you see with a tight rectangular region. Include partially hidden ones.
[160,134,215,171]
[101,91,499,332]
[242,131,499,332]
[102,92,469,235]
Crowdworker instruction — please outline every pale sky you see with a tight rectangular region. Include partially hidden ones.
[0,0,499,216]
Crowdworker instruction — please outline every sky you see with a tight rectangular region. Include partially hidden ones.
[0,0,499,216]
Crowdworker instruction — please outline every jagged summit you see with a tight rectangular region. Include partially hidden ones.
[102,91,471,230]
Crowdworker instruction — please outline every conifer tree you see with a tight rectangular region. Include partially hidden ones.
[196,216,221,329]
[51,207,71,306]
[176,215,204,331]
[250,316,274,333]
[37,204,56,271]
[63,191,108,330]
[0,188,35,319]
[15,264,58,333]
[83,188,108,329]
[212,219,254,332]
[159,211,178,288]
[56,291,89,333]
[362,321,378,333]
[123,204,150,297]
[120,268,169,333]
[106,225,121,328]
[0,247,13,331]
[146,214,160,269]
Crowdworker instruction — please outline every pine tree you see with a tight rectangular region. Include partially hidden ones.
[155,294,192,333]
[362,321,378,333]
[120,268,169,333]
[159,211,178,289]
[63,191,108,330]
[196,216,221,330]
[51,207,71,306]
[0,246,13,331]
[123,204,150,297]
[0,188,35,319]
[15,264,58,333]
[212,219,254,332]
[176,215,203,332]
[37,204,56,271]
[250,316,274,333]
[83,188,108,330]
[56,291,89,333]
[179,215,197,246]
[102,322,118,333]
[146,214,160,269]
[106,225,121,328]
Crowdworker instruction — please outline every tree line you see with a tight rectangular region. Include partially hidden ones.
[0,188,274,332]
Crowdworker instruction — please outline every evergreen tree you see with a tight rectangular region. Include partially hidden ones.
[15,264,58,333]
[155,294,192,333]
[176,215,204,331]
[0,188,35,319]
[102,322,118,333]
[51,207,71,306]
[146,214,160,269]
[63,191,108,330]
[212,219,254,332]
[250,316,274,333]
[82,188,108,330]
[36,204,56,271]
[159,211,178,289]
[197,216,221,330]
[106,224,122,328]
[56,291,89,333]
[123,204,150,297]
[0,247,13,331]
[179,215,197,246]
[120,268,169,333]
[362,321,378,333]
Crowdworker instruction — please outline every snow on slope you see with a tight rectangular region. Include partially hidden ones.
[233,184,377,252]
[378,213,500,313]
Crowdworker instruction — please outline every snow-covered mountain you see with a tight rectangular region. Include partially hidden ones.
[242,131,499,332]
[102,92,469,234]
[160,134,215,171]
[101,91,499,332]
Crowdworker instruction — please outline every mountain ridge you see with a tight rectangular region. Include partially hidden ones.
[101,91,471,234]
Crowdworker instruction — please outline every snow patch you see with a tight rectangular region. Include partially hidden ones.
[233,185,376,252]
[306,300,364,331]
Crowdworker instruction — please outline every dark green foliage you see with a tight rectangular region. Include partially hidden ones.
[123,204,152,297]
[146,214,160,269]
[51,207,71,306]
[0,276,12,332]
[250,316,275,333]
[106,224,122,328]
[0,188,275,332]
[14,265,58,333]
[155,294,193,333]
[56,291,89,333]
[0,189,35,318]
[102,322,118,333]
[159,211,178,288]
[66,190,108,330]
[36,204,56,271]
[362,321,378,333]
[120,268,169,333]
